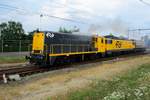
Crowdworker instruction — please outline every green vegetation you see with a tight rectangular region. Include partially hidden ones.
[0,21,32,52]
[0,56,26,64]
[59,26,80,33]
[0,21,26,40]
[59,27,72,33]
[56,63,150,100]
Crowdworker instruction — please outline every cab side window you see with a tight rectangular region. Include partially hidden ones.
[105,40,107,44]
[106,39,112,44]
[92,37,97,42]
[101,39,104,43]
[95,38,98,42]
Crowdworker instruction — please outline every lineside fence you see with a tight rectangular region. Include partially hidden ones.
[0,40,32,53]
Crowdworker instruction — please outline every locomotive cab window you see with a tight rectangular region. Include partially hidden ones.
[105,40,107,44]
[92,37,97,42]
[106,39,112,44]
[95,38,98,42]
[92,37,95,41]
[101,39,104,43]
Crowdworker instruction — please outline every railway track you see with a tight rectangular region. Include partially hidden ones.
[0,52,149,83]
[0,66,45,82]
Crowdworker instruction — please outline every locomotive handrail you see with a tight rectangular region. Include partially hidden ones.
[49,44,92,54]
[44,44,48,61]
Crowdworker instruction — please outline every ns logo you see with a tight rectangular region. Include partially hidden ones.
[46,32,54,38]
[116,41,122,48]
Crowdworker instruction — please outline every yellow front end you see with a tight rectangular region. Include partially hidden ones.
[32,32,45,54]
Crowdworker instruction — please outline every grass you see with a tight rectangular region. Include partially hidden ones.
[0,55,149,100]
[0,56,26,64]
[54,63,150,100]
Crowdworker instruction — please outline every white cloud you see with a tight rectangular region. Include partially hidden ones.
[37,0,127,24]
[41,5,70,18]
[40,0,70,18]
[2,0,150,37]
[70,0,126,18]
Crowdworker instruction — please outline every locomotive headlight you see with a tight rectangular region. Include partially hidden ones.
[40,50,43,53]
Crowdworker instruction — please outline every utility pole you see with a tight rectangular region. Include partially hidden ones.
[127,29,130,39]
[0,27,2,40]
[0,27,1,40]
[0,27,3,53]
[128,28,150,40]
[40,14,43,31]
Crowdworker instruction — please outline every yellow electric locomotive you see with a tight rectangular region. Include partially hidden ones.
[26,31,144,66]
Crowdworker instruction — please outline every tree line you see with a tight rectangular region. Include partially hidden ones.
[0,21,31,40]
[0,21,80,40]
[59,26,80,33]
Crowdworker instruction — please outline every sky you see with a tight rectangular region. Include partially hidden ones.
[0,0,150,39]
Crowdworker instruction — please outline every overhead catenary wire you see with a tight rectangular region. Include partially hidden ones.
[0,4,32,16]
[42,14,86,24]
[0,4,20,10]
[0,3,87,24]
[129,28,150,31]
[139,0,150,6]
[50,1,101,18]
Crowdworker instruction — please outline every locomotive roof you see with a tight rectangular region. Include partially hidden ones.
[38,31,92,37]
[104,35,129,40]
[35,30,131,41]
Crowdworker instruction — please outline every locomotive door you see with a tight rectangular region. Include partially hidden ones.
[92,36,98,51]
[99,37,105,53]
[92,36,106,53]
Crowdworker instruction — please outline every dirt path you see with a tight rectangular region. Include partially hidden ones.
[0,52,29,57]
[0,55,150,100]
[0,63,28,70]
